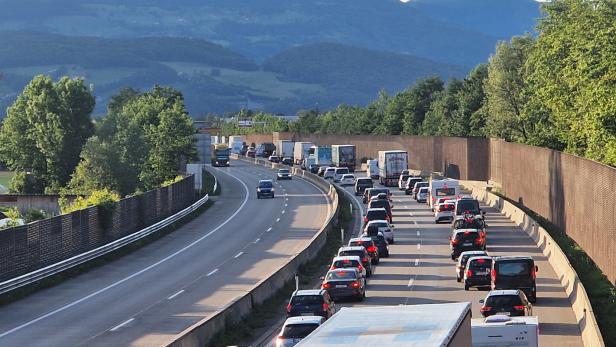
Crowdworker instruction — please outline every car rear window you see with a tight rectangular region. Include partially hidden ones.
[469,258,492,269]
[326,271,357,281]
[372,237,387,246]
[335,168,349,174]
[259,181,273,188]
[455,231,480,241]
[350,240,374,248]
[497,262,531,276]
[291,295,323,305]
[333,259,360,268]
[439,204,455,211]
[486,295,522,307]
[436,188,456,196]
[401,175,410,181]
[368,200,390,209]
[457,200,480,213]
[339,250,364,258]
[357,178,372,185]
[282,323,320,339]
[367,210,388,220]
[370,189,389,197]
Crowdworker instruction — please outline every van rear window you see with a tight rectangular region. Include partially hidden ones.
[498,262,531,276]
[436,188,456,196]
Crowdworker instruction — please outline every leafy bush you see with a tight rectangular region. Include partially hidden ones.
[24,208,50,223]
[161,176,184,187]
[61,189,121,230]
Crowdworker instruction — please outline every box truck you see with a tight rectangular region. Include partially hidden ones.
[472,315,538,347]
[331,144,356,172]
[310,146,332,166]
[277,140,295,160]
[294,142,314,165]
[296,303,472,347]
[378,150,408,186]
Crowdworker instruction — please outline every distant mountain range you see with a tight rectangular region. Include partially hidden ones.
[0,0,543,116]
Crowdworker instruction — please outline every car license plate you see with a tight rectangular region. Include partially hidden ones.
[477,270,489,275]
[301,313,314,316]
[463,242,472,246]
[336,285,347,288]
[497,312,510,316]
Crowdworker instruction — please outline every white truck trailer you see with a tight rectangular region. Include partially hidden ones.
[472,315,539,347]
[294,142,314,165]
[277,140,295,160]
[378,150,408,186]
[296,303,472,347]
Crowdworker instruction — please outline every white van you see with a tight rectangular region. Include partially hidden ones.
[428,179,459,210]
[367,159,379,179]
[333,167,350,182]
[471,315,538,347]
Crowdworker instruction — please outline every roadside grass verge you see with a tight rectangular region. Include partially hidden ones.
[0,199,213,307]
[209,188,353,347]
[492,191,615,345]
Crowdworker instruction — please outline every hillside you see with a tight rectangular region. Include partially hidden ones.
[0,0,542,67]
[0,32,465,116]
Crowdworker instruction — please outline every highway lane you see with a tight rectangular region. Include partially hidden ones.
[335,175,583,346]
[0,160,331,347]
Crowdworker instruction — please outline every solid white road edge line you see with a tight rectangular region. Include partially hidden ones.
[0,169,251,339]
[109,318,134,332]
[206,269,219,277]
[276,218,280,222]
[234,252,244,259]
[266,227,272,232]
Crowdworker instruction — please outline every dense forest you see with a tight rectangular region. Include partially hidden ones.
[222,0,616,167]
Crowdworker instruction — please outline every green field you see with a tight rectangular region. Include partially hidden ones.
[0,172,13,192]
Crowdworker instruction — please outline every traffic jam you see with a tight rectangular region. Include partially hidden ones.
[233,139,541,346]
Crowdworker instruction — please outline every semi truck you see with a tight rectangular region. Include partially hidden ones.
[296,302,472,347]
[472,315,538,347]
[310,146,332,166]
[210,144,231,167]
[378,150,408,186]
[256,142,276,158]
[331,144,356,172]
[294,142,314,165]
[277,140,295,160]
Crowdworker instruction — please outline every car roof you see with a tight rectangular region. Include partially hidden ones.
[258,179,273,183]
[278,168,289,171]
[350,237,373,242]
[294,289,324,296]
[468,256,492,262]
[357,177,372,181]
[328,268,359,274]
[339,246,365,252]
[333,255,361,262]
[488,289,521,296]
[283,316,324,326]
[342,174,354,177]
[493,256,534,261]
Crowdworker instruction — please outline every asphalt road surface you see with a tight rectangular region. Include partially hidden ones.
[262,171,583,347]
[0,160,331,347]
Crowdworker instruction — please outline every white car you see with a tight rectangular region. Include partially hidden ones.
[339,174,356,186]
[323,167,336,180]
[363,219,394,244]
[434,199,456,223]
[330,255,366,278]
[277,168,292,180]
[398,174,411,190]
[333,167,350,182]
[276,316,325,347]
[417,187,429,203]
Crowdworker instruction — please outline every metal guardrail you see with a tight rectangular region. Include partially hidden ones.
[0,193,210,295]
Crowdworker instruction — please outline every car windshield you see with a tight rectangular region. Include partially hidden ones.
[415,182,428,189]
[282,323,320,339]
[326,271,357,280]
[279,169,289,173]
[342,175,354,179]
[486,295,522,307]
[291,295,323,305]
[419,188,428,193]
[259,181,273,188]
[369,222,388,228]
[498,262,531,276]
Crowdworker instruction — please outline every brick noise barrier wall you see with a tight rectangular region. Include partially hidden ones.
[167,154,339,347]
[0,176,195,282]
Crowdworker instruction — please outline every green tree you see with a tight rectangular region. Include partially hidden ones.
[421,79,464,136]
[0,75,94,193]
[401,77,444,135]
[448,64,488,137]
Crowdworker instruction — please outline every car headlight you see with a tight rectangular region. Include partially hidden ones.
[257,188,261,192]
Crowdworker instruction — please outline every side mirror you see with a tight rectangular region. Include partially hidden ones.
[448,236,452,240]
[479,299,485,304]
[390,225,395,228]
[319,276,325,281]
[535,265,539,272]
[482,211,486,216]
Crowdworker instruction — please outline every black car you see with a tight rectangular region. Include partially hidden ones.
[256,179,275,198]
[338,246,372,276]
[365,232,389,257]
[348,237,379,265]
[479,290,533,317]
[491,256,538,303]
[464,256,493,290]
[363,188,390,204]
[404,177,423,195]
[450,229,485,260]
[317,166,327,177]
[321,269,365,301]
[354,177,373,196]
[308,164,320,174]
[281,157,294,166]
[367,199,392,223]
[455,197,483,217]
[456,250,488,282]
[363,208,390,226]
[286,289,336,319]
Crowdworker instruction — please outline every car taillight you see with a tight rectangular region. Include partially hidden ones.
[466,270,472,277]
[451,239,459,245]
[491,269,496,282]
[513,305,525,311]
[367,246,377,253]
[363,216,368,222]
[351,281,360,288]
[322,283,331,289]
[286,303,292,313]
[362,257,369,263]
[322,303,329,311]
[477,259,486,264]
[357,264,363,271]
[480,306,492,312]
[330,265,336,270]
[531,265,536,280]
[474,237,483,245]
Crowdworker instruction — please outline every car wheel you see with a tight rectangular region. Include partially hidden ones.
[451,254,456,260]
[464,284,469,291]
[257,195,260,199]
[389,239,394,245]
[456,276,461,283]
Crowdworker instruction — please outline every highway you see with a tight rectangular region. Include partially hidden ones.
[262,170,583,347]
[0,160,332,347]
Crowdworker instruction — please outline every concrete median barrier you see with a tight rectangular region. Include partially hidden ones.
[167,155,339,347]
[462,182,605,347]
